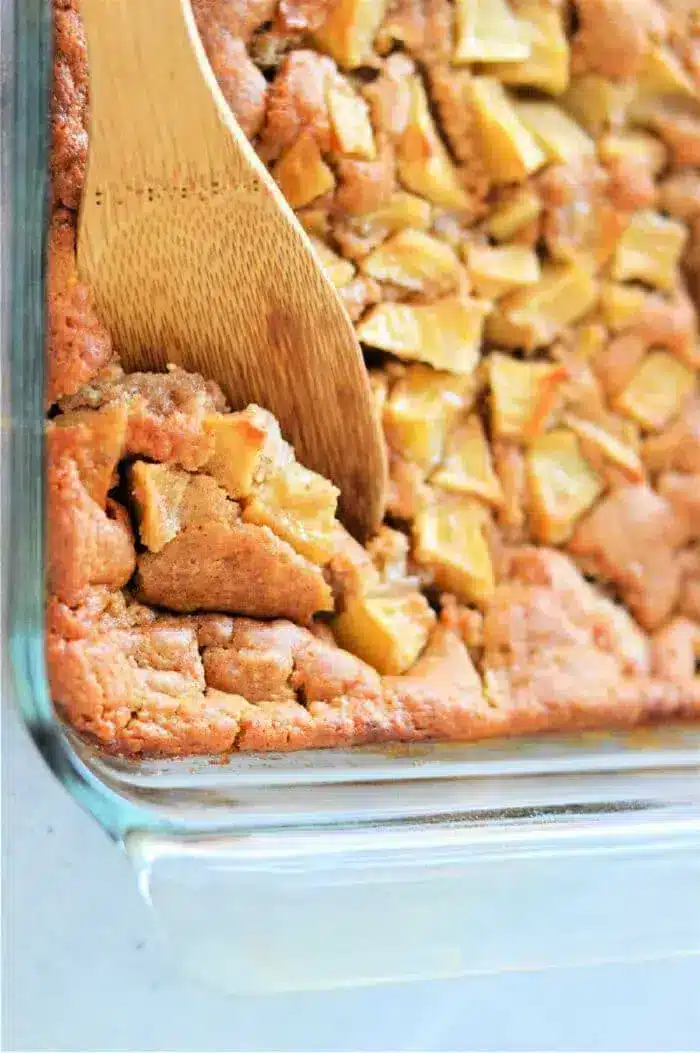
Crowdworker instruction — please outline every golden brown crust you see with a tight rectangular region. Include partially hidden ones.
[61,366,227,470]
[136,520,334,622]
[570,0,665,81]
[51,3,88,210]
[46,212,113,407]
[48,564,700,755]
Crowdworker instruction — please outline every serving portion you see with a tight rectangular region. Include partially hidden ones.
[47,0,700,755]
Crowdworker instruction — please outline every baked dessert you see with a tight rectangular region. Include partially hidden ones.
[47,0,700,756]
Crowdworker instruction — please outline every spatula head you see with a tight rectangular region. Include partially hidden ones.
[77,0,386,540]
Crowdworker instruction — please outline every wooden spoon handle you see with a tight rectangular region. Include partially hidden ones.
[79,0,249,190]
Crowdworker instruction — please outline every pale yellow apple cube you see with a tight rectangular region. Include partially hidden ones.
[327,85,376,160]
[514,101,595,163]
[365,192,432,233]
[272,134,335,209]
[311,238,356,288]
[332,590,435,674]
[489,353,568,441]
[398,77,472,209]
[383,365,473,472]
[454,0,530,64]
[466,244,540,299]
[491,2,569,95]
[486,262,598,350]
[638,43,697,100]
[598,282,649,331]
[562,75,634,135]
[612,210,687,292]
[527,428,603,544]
[202,408,278,499]
[313,0,387,69]
[130,461,191,553]
[613,352,697,432]
[432,415,504,506]
[563,414,644,482]
[599,132,668,176]
[362,229,462,293]
[357,296,491,374]
[487,187,542,241]
[243,459,340,566]
[413,498,496,606]
[470,77,545,183]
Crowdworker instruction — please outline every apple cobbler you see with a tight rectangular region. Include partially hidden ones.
[47,0,700,754]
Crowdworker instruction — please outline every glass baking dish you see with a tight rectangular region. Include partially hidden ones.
[6,0,700,994]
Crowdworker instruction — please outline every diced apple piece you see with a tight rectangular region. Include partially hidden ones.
[486,262,598,350]
[599,132,668,176]
[383,365,474,471]
[313,0,387,69]
[465,244,540,299]
[431,415,504,506]
[332,589,435,674]
[272,133,335,209]
[130,462,239,553]
[487,187,542,241]
[489,353,568,441]
[563,413,644,482]
[454,0,530,64]
[470,77,545,183]
[368,370,389,420]
[311,237,356,288]
[570,323,606,360]
[327,85,376,160]
[130,462,190,553]
[398,77,472,209]
[202,407,281,499]
[638,43,697,100]
[562,76,633,135]
[367,525,411,584]
[612,210,687,292]
[514,101,595,163]
[491,2,569,95]
[297,208,331,239]
[613,352,697,432]
[243,459,340,566]
[364,192,432,233]
[599,282,649,331]
[362,229,462,293]
[527,429,603,544]
[357,296,490,374]
[413,498,496,606]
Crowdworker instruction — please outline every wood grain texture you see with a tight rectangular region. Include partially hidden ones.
[77,0,386,540]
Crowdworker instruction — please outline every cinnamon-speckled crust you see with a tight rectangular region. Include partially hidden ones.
[570,0,666,80]
[61,366,227,470]
[51,2,88,210]
[46,211,113,407]
[568,485,685,630]
[257,49,336,162]
[136,521,333,622]
[48,579,700,755]
[380,0,455,65]
[46,418,136,606]
[335,136,396,216]
[195,22,269,138]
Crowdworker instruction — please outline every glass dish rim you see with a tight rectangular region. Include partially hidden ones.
[7,0,700,846]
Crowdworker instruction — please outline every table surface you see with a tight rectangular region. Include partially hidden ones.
[3,701,699,1053]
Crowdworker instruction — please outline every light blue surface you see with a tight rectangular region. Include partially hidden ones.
[4,704,699,1053]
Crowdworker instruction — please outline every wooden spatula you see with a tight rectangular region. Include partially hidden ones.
[76,0,386,541]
